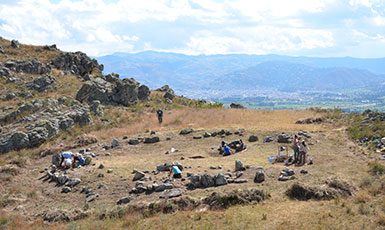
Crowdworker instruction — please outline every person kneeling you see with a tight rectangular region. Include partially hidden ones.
[169,164,182,178]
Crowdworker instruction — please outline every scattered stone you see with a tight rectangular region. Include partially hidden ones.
[180,128,193,135]
[300,170,308,174]
[98,174,104,178]
[295,118,324,124]
[107,169,113,173]
[128,139,140,145]
[155,183,173,192]
[254,171,265,183]
[234,179,248,183]
[57,175,69,185]
[117,196,131,205]
[263,136,275,143]
[235,160,245,171]
[236,171,243,178]
[86,194,99,203]
[160,188,182,199]
[111,139,120,148]
[133,171,145,181]
[203,132,211,138]
[62,186,72,193]
[144,136,160,144]
[193,136,202,139]
[98,164,104,169]
[248,135,259,142]
[67,178,81,188]
[278,133,292,143]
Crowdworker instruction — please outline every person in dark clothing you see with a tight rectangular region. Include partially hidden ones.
[157,109,163,123]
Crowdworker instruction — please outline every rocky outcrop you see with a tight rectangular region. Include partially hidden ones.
[1,59,51,75]
[76,77,150,106]
[51,51,103,76]
[0,98,93,154]
[156,85,174,94]
[26,75,56,92]
[10,40,20,48]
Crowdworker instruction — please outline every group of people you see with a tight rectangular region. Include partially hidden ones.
[218,139,246,156]
[59,152,86,169]
[291,135,310,165]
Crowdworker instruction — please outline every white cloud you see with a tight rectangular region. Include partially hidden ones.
[0,0,383,57]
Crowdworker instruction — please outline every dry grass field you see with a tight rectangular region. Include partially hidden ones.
[1,107,384,230]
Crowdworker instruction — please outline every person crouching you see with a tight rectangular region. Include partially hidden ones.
[169,164,182,178]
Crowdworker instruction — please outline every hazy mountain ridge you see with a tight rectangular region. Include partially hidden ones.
[97,51,385,99]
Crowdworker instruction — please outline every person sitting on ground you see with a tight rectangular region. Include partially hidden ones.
[292,135,300,164]
[169,163,182,178]
[157,109,163,124]
[60,151,73,169]
[218,141,227,154]
[298,140,309,166]
[235,139,246,152]
[223,144,232,156]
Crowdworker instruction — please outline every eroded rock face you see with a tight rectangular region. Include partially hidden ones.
[1,59,51,75]
[52,51,103,76]
[76,77,150,106]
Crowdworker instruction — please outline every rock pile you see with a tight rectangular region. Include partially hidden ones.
[0,59,51,75]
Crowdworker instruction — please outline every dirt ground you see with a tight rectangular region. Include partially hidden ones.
[0,109,381,229]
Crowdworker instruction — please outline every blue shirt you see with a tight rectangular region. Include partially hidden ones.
[224,146,231,154]
[62,152,72,159]
[172,166,181,175]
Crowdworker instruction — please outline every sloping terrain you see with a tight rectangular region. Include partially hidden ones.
[0,38,384,230]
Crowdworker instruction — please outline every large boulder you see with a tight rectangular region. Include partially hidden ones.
[59,118,75,130]
[117,196,131,205]
[235,160,245,172]
[215,172,228,186]
[138,85,150,101]
[133,171,145,181]
[201,174,215,188]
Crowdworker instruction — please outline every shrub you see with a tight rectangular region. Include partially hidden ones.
[368,161,385,175]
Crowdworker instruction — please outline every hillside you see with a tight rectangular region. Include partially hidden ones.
[0,38,385,230]
[97,51,385,98]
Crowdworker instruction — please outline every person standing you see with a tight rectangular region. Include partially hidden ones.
[157,109,163,124]
[298,140,308,166]
[292,135,299,164]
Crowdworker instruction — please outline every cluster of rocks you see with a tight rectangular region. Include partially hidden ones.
[230,103,246,109]
[155,85,177,104]
[51,51,103,76]
[0,59,51,77]
[295,117,324,124]
[26,75,56,92]
[180,128,246,139]
[0,98,95,153]
[76,74,150,106]
[278,167,295,181]
[277,133,292,143]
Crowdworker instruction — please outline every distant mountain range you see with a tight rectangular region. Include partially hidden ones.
[96,51,385,99]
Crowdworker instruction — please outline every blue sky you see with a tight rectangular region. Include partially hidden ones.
[1,0,385,58]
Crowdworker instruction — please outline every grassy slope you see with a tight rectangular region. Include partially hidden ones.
[0,38,384,230]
